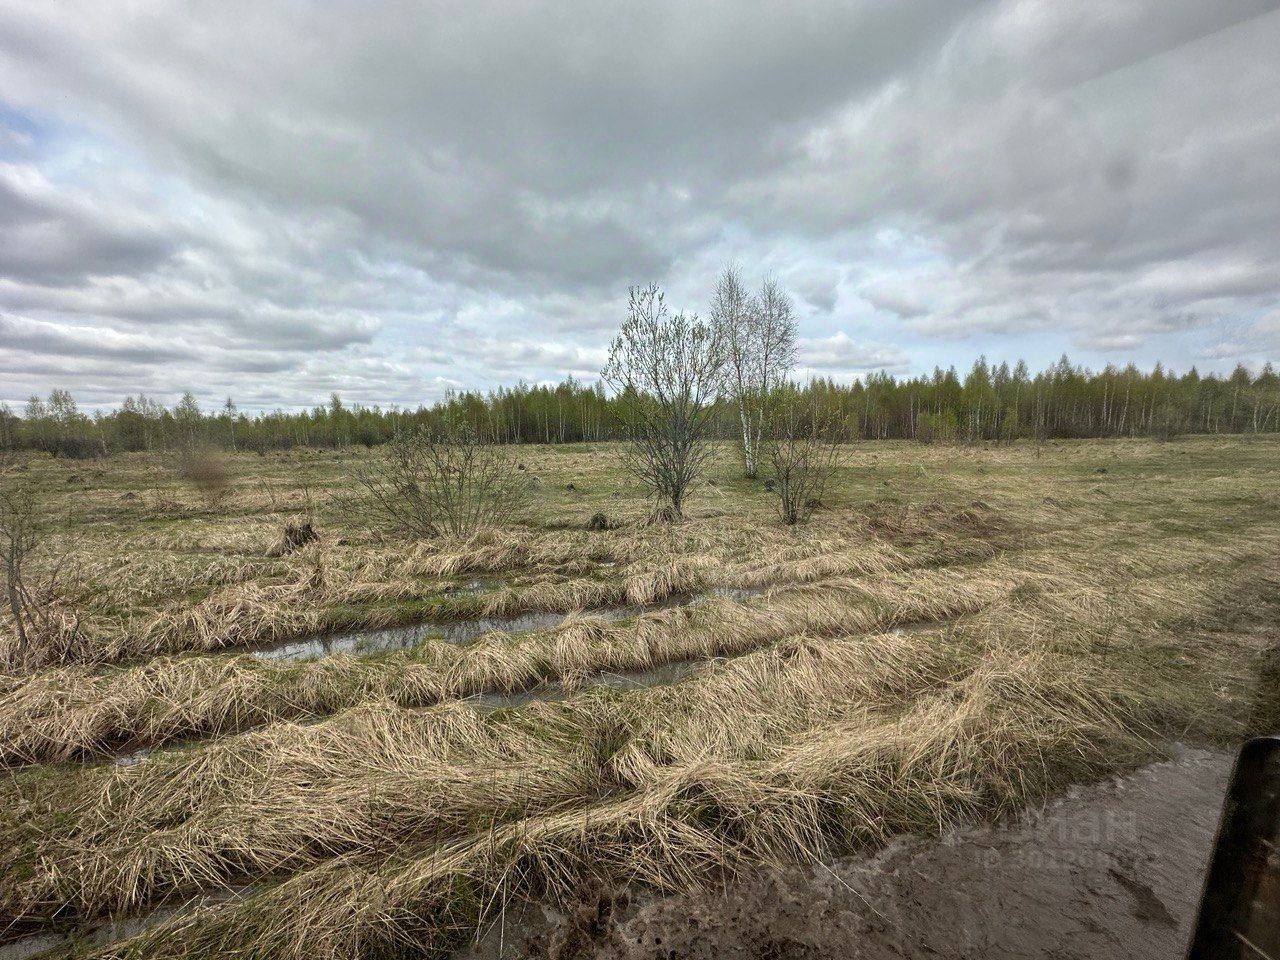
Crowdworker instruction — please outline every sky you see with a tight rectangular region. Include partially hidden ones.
[0,0,1278,413]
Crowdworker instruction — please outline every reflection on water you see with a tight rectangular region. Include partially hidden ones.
[106,587,769,767]
[251,585,768,662]
[253,610,580,661]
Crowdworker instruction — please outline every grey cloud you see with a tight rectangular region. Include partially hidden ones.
[0,164,178,284]
[218,308,380,352]
[0,0,1277,407]
[0,313,196,362]
[0,0,975,291]
[787,267,843,313]
[798,332,909,373]
[735,2,1280,340]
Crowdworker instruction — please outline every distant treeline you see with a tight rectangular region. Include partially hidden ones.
[3,355,1279,458]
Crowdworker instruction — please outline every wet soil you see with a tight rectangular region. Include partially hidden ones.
[460,745,1232,960]
[251,586,766,661]
[0,887,252,960]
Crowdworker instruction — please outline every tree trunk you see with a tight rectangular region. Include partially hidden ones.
[739,401,757,478]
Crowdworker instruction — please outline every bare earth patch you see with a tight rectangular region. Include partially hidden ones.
[464,745,1230,960]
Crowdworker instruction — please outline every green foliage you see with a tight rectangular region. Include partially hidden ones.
[916,410,958,445]
[7,358,1280,456]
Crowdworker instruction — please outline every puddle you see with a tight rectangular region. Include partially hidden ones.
[108,660,706,769]
[251,586,768,662]
[99,587,773,766]
[252,609,581,661]
[114,746,151,767]
[691,586,763,604]
[447,579,499,595]
[455,745,1233,960]
[108,611,934,770]
[0,887,252,960]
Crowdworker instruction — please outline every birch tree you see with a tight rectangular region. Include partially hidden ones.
[603,284,726,520]
[712,266,797,478]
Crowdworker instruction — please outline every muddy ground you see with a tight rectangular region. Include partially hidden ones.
[461,745,1231,960]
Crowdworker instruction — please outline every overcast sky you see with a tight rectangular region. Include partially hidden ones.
[1,0,1278,412]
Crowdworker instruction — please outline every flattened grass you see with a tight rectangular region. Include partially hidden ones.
[1,437,1278,957]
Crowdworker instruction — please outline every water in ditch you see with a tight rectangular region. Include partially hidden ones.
[0,887,253,960]
[250,586,766,662]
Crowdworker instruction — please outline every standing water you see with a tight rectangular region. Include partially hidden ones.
[251,586,768,661]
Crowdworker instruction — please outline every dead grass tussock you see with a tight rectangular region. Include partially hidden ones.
[13,710,599,920]
[29,510,943,666]
[0,547,1011,764]
[128,579,325,658]
[80,605,1233,960]
[9,562,1245,930]
[0,620,986,922]
[4,438,1279,956]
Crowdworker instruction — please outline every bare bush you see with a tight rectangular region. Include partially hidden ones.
[258,477,284,512]
[1,483,81,671]
[603,284,726,520]
[768,400,841,525]
[179,448,232,509]
[346,420,527,539]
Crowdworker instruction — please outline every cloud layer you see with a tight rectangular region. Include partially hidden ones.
[1,0,1277,409]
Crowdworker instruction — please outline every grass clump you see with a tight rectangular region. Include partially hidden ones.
[0,437,1278,957]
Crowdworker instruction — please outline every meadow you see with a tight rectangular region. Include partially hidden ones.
[1,436,1278,958]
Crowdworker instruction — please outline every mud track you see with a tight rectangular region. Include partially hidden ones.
[461,745,1231,960]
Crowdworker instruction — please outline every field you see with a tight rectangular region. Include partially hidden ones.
[1,436,1278,958]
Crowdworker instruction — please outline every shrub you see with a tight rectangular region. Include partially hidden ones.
[266,521,318,557]
[602,284,726,519]
[1,481,81,671]
[346,420,527,539]
[768,401,840,525]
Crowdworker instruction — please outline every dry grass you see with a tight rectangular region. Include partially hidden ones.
[0,556,1009,765]
[61,587,1262,959]
[0,437,1278,957]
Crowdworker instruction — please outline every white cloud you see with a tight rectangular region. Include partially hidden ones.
[0,0,1276,408]
[798,332,909,374]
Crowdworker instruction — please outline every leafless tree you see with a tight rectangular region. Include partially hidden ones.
[768,398,841,525]
[1,483,80,671]
[346,419,527,539]
[712,266,797,478]
[603,284,726,520]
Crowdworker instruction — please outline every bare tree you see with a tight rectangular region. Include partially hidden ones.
[1,482,80,671]
[603,284,726,520]
[768,398,841,525]
[346,419,527,539]
[712,266,797,478]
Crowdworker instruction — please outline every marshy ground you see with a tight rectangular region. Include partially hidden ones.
[1,437,1278,958]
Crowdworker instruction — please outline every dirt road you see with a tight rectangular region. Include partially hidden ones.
[463,745,1231,959]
